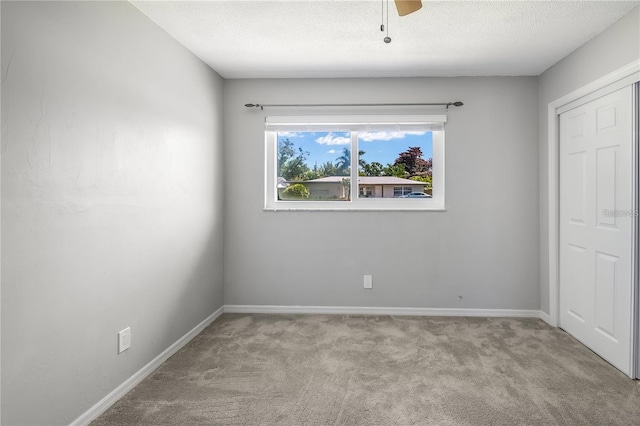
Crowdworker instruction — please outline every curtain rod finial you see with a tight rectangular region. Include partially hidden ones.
[452,101,464,107]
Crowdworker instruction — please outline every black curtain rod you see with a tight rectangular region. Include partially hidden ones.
[244,101,463,110]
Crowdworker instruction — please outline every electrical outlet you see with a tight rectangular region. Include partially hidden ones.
[118,327,131,354]
[364,275,373,289]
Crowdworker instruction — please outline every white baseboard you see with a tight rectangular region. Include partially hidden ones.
[72,303,550,425]
[224,304,547,320]
[71,305,225,426]
[538,310,552,325]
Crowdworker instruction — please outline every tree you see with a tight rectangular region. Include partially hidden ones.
[282,183,310,199]
[318,161,338,178]
[340,178,351,201]
[360,161,385,176]
[278,140,310,180]
[334,147,351,175]
[358,150,367,169]
[277,138,295,177]
[335,148,366,176]
[410,175,433,193]
[394,146,432,178]
[383,163,408,178]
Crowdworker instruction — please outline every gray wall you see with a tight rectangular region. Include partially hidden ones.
[1,1,225,424]
[538,6,640,315]
[224,77,540,310]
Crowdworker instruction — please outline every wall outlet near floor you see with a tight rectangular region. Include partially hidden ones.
[118,327,131,354]
[364,275,373,289]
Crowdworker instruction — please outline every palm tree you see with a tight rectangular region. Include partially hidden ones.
[358,150,367,169]
[335,147,351,175]
[335,148,366,175]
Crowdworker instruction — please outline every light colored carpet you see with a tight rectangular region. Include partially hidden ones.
[92,314,640,425]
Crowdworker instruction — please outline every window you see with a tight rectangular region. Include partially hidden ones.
[265,115,446,210]
[359,186,374,198]
[393,187,413,197]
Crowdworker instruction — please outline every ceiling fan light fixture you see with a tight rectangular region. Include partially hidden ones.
[394,0,423,16]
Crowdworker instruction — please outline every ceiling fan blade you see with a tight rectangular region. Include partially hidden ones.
[394,0,422,16]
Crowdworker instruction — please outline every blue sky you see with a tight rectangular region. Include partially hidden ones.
[277,131,433,168]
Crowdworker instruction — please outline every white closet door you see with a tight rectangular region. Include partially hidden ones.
[559,85,635,376]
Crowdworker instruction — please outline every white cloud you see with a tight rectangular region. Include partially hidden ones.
[359,131,427,142]
[327,149,337,154]
[278,131,299,137]
[315,133,350,145]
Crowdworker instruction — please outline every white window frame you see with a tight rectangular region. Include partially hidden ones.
[265,115,446,211]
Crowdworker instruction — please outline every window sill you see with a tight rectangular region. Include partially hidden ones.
[264,200,446,211]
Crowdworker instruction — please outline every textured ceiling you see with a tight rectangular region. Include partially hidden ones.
[131,0,640,78]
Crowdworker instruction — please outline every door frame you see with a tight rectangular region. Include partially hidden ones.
[546,59,640,377]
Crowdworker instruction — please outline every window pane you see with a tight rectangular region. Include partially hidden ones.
[277,131,351,201]
[357,130,433,199]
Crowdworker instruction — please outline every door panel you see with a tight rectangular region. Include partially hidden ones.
[596,148,617,227]
[568,152,587,223]
[566,244,588,323]
[594,251,617,339]
[560,85,634,376]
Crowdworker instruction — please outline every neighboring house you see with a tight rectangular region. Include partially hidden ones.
[279,176,426,200]
[277,177,289,190]
[357,176,428,198]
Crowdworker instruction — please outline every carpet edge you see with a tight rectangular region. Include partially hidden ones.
[70,305,225,426]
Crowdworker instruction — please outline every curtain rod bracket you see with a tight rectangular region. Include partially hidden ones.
[244,102,463,110]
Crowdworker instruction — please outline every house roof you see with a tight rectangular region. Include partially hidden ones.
[299,176,423,185]
[276,177,289,188]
